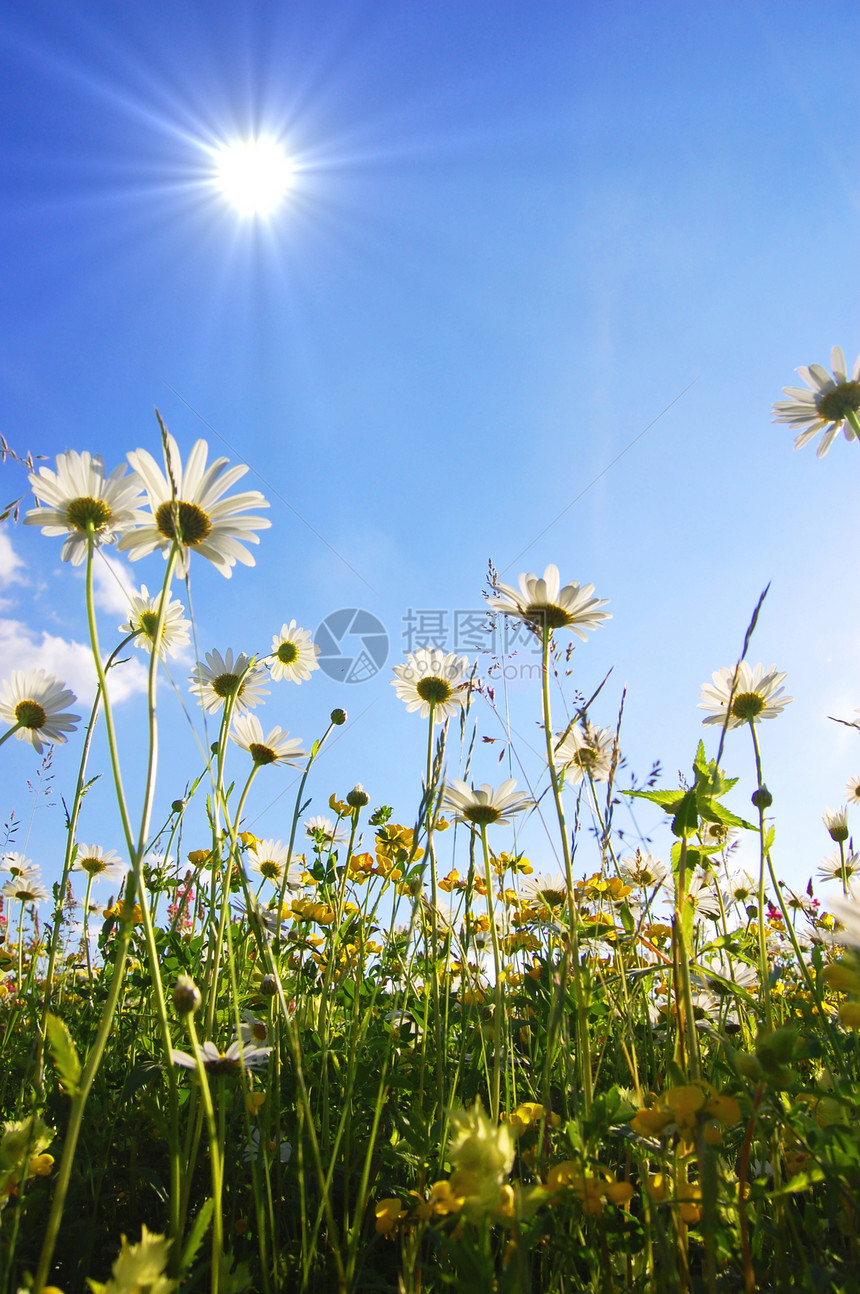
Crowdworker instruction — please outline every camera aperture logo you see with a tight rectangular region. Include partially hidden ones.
[315,609,389,684]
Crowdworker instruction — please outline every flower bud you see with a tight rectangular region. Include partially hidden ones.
[260,974,278,998]
[347,784,369,809]
[823,807,850,843]
[330,708,347,726]
[751,785,773,809]
[171,799,186,815]
[173,973,201,1016]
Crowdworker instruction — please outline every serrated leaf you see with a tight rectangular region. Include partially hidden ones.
[46,1013,81,1096]
[671,790,701,838]
[180,1198,213,1277]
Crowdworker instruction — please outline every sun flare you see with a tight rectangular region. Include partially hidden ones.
[214,138,294,216]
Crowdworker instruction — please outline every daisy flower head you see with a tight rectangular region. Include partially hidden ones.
[0,669,80,754]
[619,851,670,890]
[684,871,722,919]
[171,1039,271,1076]
[555,720,617,784]
[488,564,610,640]
[1,852,39,881]
[2,874,49,904]
[817,851,860,885]
[391,648,472,723]
[24,450,145,566]
[519,872,568,908]
[119,585,191,658]
[189,649,269,715]
[305,816,348,847]
[269,621,320,683]
[71,844,127,884]
[442,778,531,828]
[772,345,860,458]
[698,662,792,730]
[247,838,304,889]
[823,807,850,843]
[231,714,307,767]
[846,776,860,807]
[120,432,270,578]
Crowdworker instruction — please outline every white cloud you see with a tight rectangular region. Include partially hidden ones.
[0,616,148,706]
[0,530,26,588]
[92,550,137,616]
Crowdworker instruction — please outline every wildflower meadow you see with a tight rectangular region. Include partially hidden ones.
[3,348,860,1294]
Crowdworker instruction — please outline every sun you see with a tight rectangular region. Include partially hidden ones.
[213,138,294,216]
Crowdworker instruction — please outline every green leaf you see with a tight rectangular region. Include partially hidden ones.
[180,1198,213,1277]
[671,790,700,838]
[46,1013,81,1097]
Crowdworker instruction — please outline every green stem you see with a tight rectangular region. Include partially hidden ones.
[748,722,774,1030]
[540,627,592,1119]
[479,824,504,1122]
[0,721,22,749]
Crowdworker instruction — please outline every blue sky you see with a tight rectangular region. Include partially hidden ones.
[2,0,859,902]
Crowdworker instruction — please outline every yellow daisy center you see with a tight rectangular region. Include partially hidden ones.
[817,380,860,423]
[138,610,160,639]
[15,699,46,730]
[65,496,112,533]
[212,673,243,700]
[524,602,571,630]
[730,692,765,721]
[277,641,299,665]
[79,857,106,875]
[249,743,276,765]
[416,676,453,705]
[259,859,281,878]
[463,804,501,826]
[155,499,213,547]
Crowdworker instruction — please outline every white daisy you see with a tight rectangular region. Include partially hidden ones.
[247,839,304,889]
[269,622,320,683]
[519,872,568,908]
[2,875,49,904]
[721,870,757,908]
[824,892,860,947]
[171,1039,271,1075]
[23,450,145,566]
[120,433,270,578]
[698,820,736,850]
[772,346,860,458]
[305,816,348,847]
[817,852,860,885]
[619,852,670,890]
[244,1128,292,1164]
[1,852,40,881]
[488,563,610,639]
[238,1011,270,1045]
[231,715,307,767]
[683,872,722,919]
[555,720,617,784]
[119,585,191,658]
[846,776,860,807]
[0,669,80,754]
[391,647,472,723]
[71,844,127,885]
[698,662,792,729]
[189,649,269,715]
[442,779,531,827]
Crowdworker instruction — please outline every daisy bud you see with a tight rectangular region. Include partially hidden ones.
[824,807,850,843]
[347,784,369,809]
[172,799,186,815]
[173,973,202,1016]
[330,708,347,726]
[751,785,773,809]
[260,974,278,997]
